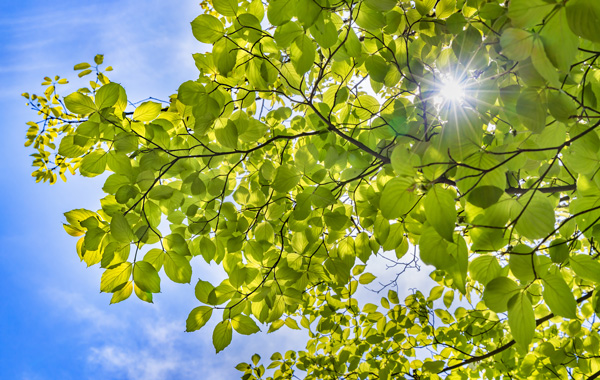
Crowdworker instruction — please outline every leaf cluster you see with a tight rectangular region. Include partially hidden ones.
[22,0,600,379]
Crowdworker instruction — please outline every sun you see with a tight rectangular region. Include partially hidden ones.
[438,77,466,103]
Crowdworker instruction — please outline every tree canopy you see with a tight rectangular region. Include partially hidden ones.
[22,0,600,378]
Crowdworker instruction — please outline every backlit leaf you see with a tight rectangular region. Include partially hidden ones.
[164,252,192,284]
[213,320,233,353]
[508,291,535,348]
[133,261,161,293]
[64,92,97,115]
[133,101,161,122]
[100,262,132,293]
[542,273,576,319]
[186,306,213,332]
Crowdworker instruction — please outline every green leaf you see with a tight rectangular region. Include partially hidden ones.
[212,0,238,17]
[365,55,389,83]
[59,135,90,158]
[483,277,520,313]
[144,248,165,271]
[196,280,218,306]
[436,0,456,19]
[164,252,192,284]
[215,120,238,149]
[500,29,533,62]
[359,272,376,285]
[423,360,445,373]
[290,34,315,76]
[424,185,456,242]
[467,186,504,209]
[514,193,555,240]
[274,21,303,48]
[110,213,133,243]
[186,306,213,332]
[354,5,386,30]
[80,150,107,177]
[78,69,92,77]
[284,318,300,330]
[380,177,415,219]
[148,185,174,200]
[267,0,295,26]
[213,320,233,353]
[177,81,205,105]
[516,90,546,134]
[254,222,274,243]
[191,14,224,44]
[133,261,161,293]
[134,283,153,303]
[419,227,456,270]
[100,262,132,293]
[110,281,133,304]
[364,0,396,12]
[549,238,569,264]
[94,83,120,110]
[509,246,536,283]
[531,39,560,87]
[566,0,600,43]
[344,28,362,57]
[507,291,536,348]
[570,255,600,283]
[296,0,321,28]
[540,8,579,73]
[74,62,91,70]
[64,209,97,231]
[478,3,504,20]
[548,91,578,123]
[213,38,239,76]
[469,255,502,285]
[64,92,97,115]
[508,0,554,29]
[542,273,576,319]
[310,19,338,49]
[133,101,161,122]
[415,0,436,16]
[231,314,260,335]
[272,165,301,193]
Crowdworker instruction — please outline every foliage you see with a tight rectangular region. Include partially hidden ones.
[22,0,600,378]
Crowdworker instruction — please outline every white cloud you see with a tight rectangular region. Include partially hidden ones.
[43,288,124,331]
[47,285,306,380]
[89,344,181,380]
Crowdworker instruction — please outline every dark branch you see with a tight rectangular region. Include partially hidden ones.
[439,292,593,374]
[434,177,576,195]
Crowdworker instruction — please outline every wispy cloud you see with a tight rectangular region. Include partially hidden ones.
[48,284,306,380]
[43,288,125,331]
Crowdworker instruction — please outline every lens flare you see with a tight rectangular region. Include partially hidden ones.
[439,77,465,102]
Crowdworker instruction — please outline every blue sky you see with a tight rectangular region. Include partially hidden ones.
[0,1,308,379]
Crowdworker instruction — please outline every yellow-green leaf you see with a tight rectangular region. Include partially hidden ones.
[213,320,233,353]
[133,261,161,293]
[64,92,97,115]
[133,101,161,122]
[186,306,213,332]
[100,262,132,293]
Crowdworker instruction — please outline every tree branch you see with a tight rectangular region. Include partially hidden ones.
[303,100,391,164]
[439,292,592,373]
[434,177,576,195]
[327,124,391,164]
